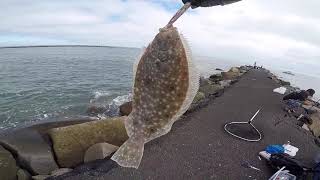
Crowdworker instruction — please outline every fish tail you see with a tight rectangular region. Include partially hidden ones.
[111,135,144,169]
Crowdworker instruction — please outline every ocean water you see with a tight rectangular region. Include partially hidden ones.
[0,47,138,130]
[0,46,319,131]
[271,70,320,100]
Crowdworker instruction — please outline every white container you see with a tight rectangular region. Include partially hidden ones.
[283,144,299,157]
[259,151,271,160]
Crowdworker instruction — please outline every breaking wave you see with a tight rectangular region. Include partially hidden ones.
[90,91,111,103]
[88,92,132,118]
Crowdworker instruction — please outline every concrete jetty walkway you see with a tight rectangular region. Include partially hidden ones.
[55,69,319,180]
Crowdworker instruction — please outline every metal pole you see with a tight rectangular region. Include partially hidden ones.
[249,109,260,123]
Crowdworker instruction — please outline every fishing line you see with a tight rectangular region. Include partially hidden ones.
[165,2,191,28]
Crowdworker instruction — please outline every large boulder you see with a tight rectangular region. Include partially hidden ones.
[192,92,205,104]
[199,84,223,97]
[209,74,223,83]
[0,145,18,180]
[0,129,58,175]
[188,92,206,112]
[84,143,119,163]
[309,113,320,137]
[119,101,132,116]
[86,104,107,116]
[48,117,128,167]
[228,67,240,73]
[221,71,239,80]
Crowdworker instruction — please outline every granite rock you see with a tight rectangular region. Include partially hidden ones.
[221,72,239,80]
[119,101,132,116]
[199,84,223,97]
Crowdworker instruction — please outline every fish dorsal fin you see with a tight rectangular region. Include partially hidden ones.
[133,47,146,83]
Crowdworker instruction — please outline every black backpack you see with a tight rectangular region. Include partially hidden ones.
[269,154,306,176]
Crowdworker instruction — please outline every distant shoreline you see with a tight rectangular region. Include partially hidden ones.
[0,45,139,49]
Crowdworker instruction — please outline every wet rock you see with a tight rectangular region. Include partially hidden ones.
[119,101,132,116]
[215,68,223,71]
[199,84,223,97]
[48,116,128,167]
[0,129,58,175]
[32,175,50,180]
[209,74,223,83]
[221,71,239,80]
[17,168,31,180]
[87,104,107,116]
[50,168,73,177]
[84,143,119,163]
[0,145,18,180]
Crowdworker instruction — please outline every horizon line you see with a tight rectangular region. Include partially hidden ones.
[0,45,139,49]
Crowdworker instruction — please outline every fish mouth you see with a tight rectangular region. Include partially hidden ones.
[159,26,177,32]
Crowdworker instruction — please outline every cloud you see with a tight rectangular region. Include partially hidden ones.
[0,0,319,74]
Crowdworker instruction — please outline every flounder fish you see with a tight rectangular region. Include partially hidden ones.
[111,26,199,168]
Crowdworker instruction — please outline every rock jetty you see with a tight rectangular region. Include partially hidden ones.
[0,66,250,179]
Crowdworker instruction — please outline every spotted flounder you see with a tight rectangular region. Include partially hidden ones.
[111,26,199,168]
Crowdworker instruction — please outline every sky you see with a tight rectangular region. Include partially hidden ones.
[0,0,320,75]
